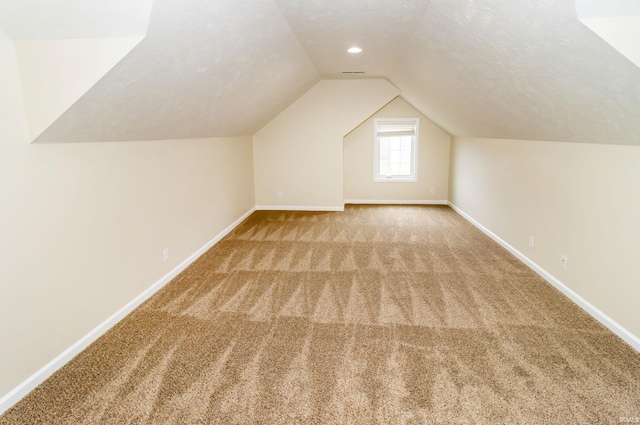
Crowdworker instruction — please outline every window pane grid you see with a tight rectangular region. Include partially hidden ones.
[378,135,412,176]
[374,117,418,182]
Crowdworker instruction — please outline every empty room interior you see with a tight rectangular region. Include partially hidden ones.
[1,0,640,423]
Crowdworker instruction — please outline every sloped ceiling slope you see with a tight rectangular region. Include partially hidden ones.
[577,0,640,69]
[33,0,320,143]
[0,0,151,40]
[5,0,640,145]
[389,0,640,145]
[275,0,430,78]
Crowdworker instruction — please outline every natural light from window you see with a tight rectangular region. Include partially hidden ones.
[374,118,418,182]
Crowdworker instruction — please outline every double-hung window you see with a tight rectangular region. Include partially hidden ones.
[373,118,419,182]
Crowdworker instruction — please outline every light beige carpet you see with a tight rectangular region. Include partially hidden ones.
[1,205,639,424]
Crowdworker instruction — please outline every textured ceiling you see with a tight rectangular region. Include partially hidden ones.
[577,0,640,70]
[32,0,320,143]
[0,0,152,39]
[274,0,430,77]
[2,0,640,144]
[389,0,640,144]
[575,0,640,17]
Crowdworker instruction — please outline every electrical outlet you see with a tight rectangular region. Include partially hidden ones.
[560,255,567,270]
[277,191,283,199]
[430,187,435,194]
[529,236,534,248]
[163,248,169,262]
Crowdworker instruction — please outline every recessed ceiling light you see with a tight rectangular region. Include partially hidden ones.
[347,47,362,53]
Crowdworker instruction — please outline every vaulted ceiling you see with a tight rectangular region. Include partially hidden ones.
[2,0,640,145]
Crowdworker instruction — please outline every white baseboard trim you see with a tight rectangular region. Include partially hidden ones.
[448,202,640,353]
[0,207,257,416]
[255,205,344,212]
[344,199,448,205]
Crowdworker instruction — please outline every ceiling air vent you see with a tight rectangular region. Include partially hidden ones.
[342,71,365,75]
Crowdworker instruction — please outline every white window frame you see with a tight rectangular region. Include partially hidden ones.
[373,117,419,182]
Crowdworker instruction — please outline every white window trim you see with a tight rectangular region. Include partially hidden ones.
[373,117,419,182]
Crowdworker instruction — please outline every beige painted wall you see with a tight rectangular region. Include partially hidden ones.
[0,136,255,397]
[449,137,640,339]
[253,79,399,209]
[0,28,27,141]
[344,96,450,202]
[1,31,256,397]
[15,37,142,141]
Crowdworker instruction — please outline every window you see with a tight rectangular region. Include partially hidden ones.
[373,118,418,182]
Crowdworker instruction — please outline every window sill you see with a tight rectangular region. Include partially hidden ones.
[373,177,417,183]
